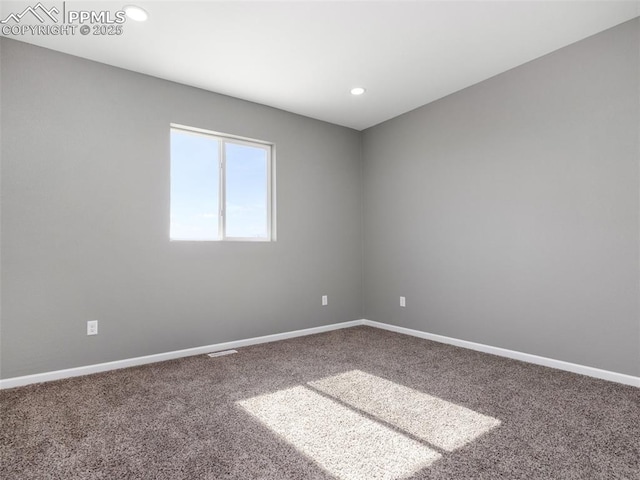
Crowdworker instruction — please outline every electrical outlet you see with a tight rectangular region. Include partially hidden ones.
[322,295,328,306]
[400,296,406,307]
[87,320,98,336]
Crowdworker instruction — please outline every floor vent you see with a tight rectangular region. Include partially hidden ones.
[207,349,238,358]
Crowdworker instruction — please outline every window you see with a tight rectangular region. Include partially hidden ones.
[170,125,274,241]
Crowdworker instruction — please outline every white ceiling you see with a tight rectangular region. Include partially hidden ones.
[2,1,639,130]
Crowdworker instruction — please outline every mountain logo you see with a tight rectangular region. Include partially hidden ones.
[1,3,60,24]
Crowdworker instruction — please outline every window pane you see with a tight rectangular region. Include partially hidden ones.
[170,130,219,240]
[225,142,268,238]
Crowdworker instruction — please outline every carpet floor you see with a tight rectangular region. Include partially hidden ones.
[1,326,638,479]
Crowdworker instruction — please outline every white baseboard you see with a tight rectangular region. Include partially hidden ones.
[361,319,640,388]
[0,320,362,390]
[1,318,638,389]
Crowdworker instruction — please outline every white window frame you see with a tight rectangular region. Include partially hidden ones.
[170,123,275,242]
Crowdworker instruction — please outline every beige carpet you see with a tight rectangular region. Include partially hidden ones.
[1,326,639,479]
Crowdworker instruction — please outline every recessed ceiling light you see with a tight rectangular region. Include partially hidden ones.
[350,87,366,96]
[124,5,148,22]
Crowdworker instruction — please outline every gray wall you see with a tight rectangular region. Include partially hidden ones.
[2,19,639,380]
[362,19,639,376]
[0,38,363,378]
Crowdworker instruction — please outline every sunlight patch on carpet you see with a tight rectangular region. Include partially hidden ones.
[237,385,441,480]
[309,370,501,452]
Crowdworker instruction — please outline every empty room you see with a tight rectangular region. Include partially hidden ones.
[1,1,639,479]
